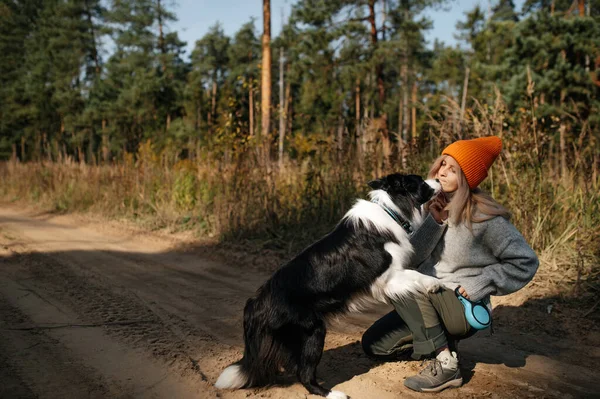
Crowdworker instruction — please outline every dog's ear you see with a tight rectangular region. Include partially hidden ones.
[402,175,421,192]
[368,178,385,190]
[386,174,406,192]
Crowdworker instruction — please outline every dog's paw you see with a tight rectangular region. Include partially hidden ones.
[327,391,349,399]
[421,278,443,294]
[427,282,442,294]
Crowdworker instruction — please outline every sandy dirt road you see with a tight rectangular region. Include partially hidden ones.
[0,205,598,399]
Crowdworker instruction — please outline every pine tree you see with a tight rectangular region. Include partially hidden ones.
[227,20,261,142]
[499,5,600,176]
[188,23,230,146]
[385,0,447,149]
[0,0,44,160]
[102,0,186,154]
[456,1,519,101]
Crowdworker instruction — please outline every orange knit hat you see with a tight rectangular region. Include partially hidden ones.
[442,136,502,189]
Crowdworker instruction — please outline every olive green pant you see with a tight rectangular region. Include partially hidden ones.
[361,288,475,360]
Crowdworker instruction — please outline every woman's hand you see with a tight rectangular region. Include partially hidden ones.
[458,286,470,299]
[425,192,449,224]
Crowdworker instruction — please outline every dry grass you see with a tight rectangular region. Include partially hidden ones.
[1,94,598,303]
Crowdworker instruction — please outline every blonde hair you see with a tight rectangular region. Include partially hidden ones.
[428,155,510,228]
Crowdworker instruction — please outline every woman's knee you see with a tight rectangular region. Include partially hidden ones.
[361,328,379,357]
[361,328,393,358]
[361,310,411,358]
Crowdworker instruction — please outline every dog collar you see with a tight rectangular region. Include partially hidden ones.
[371,200,414,235]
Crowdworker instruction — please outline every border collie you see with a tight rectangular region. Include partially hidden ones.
[215,174,442,399]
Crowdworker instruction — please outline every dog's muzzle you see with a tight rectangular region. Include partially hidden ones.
[425,179,442,195]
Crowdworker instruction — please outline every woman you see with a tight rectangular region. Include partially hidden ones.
[361,136,539,393]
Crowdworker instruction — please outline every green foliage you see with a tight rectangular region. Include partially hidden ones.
[500,11,600,128]
[173,169,198,211]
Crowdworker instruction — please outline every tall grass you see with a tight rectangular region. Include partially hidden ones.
[1,95,598,300]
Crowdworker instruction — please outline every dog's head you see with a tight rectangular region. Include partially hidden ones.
[368,174,441,212]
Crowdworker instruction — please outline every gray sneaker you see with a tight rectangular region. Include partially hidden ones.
[404,350,463,392]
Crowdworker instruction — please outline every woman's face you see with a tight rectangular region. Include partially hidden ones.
[435,156,460,193]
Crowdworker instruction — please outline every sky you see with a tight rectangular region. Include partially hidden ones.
[170,0,526,58]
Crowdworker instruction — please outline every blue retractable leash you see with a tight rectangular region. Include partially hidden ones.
[455,287,492,330]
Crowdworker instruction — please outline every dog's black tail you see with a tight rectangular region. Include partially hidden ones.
[215,297,285,389]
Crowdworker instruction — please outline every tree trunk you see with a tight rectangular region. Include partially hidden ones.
[368,0,384,105]
[101,119,109,163]
[195,103,200,131]
[248,49,254,139]
[401,62,408,169]
[398,90,403,139]
[59,120,65,162]
[578,0,585,16]
[411,80,417,144]
[381,0,387,41]
[459,66,470,138]
[41,132,47,161]
[249,79,254,138]
[355,79,365,168]
[560,123,567,181]
[157,0,170,81]
[585,1,590,73]
[36,132,41,162]
[21,136,26,162]
[211,80,217,133]
[355,78,361,140]
[401,1,409,145]
[157,0,166,71]
[83,0,106,163]
[278,46,285,168]
[157,0,172,128]
[77,144,84,164]
[207,91,212,130]
[337,116,344,156]
[286,87,292,142]
[88,132,96,165]
[485,1,491,62]
[261,0,272,160]
[84,0,101,75]
[368,0,390,166]
[337,80,344,157]
[549,136,556,178]
[401,63,409,142]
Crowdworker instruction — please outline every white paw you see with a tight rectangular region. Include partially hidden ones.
[427,282,442,294]
[421,277,443,294]
[327,390,349,399]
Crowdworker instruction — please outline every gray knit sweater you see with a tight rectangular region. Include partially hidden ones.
[409,214,539,303]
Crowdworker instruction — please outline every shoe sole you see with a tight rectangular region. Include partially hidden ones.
[419,377,463,392]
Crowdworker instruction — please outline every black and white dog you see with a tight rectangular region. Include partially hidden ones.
[215,174,442,399]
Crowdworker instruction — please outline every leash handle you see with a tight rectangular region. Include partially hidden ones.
[455,286,492,330]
